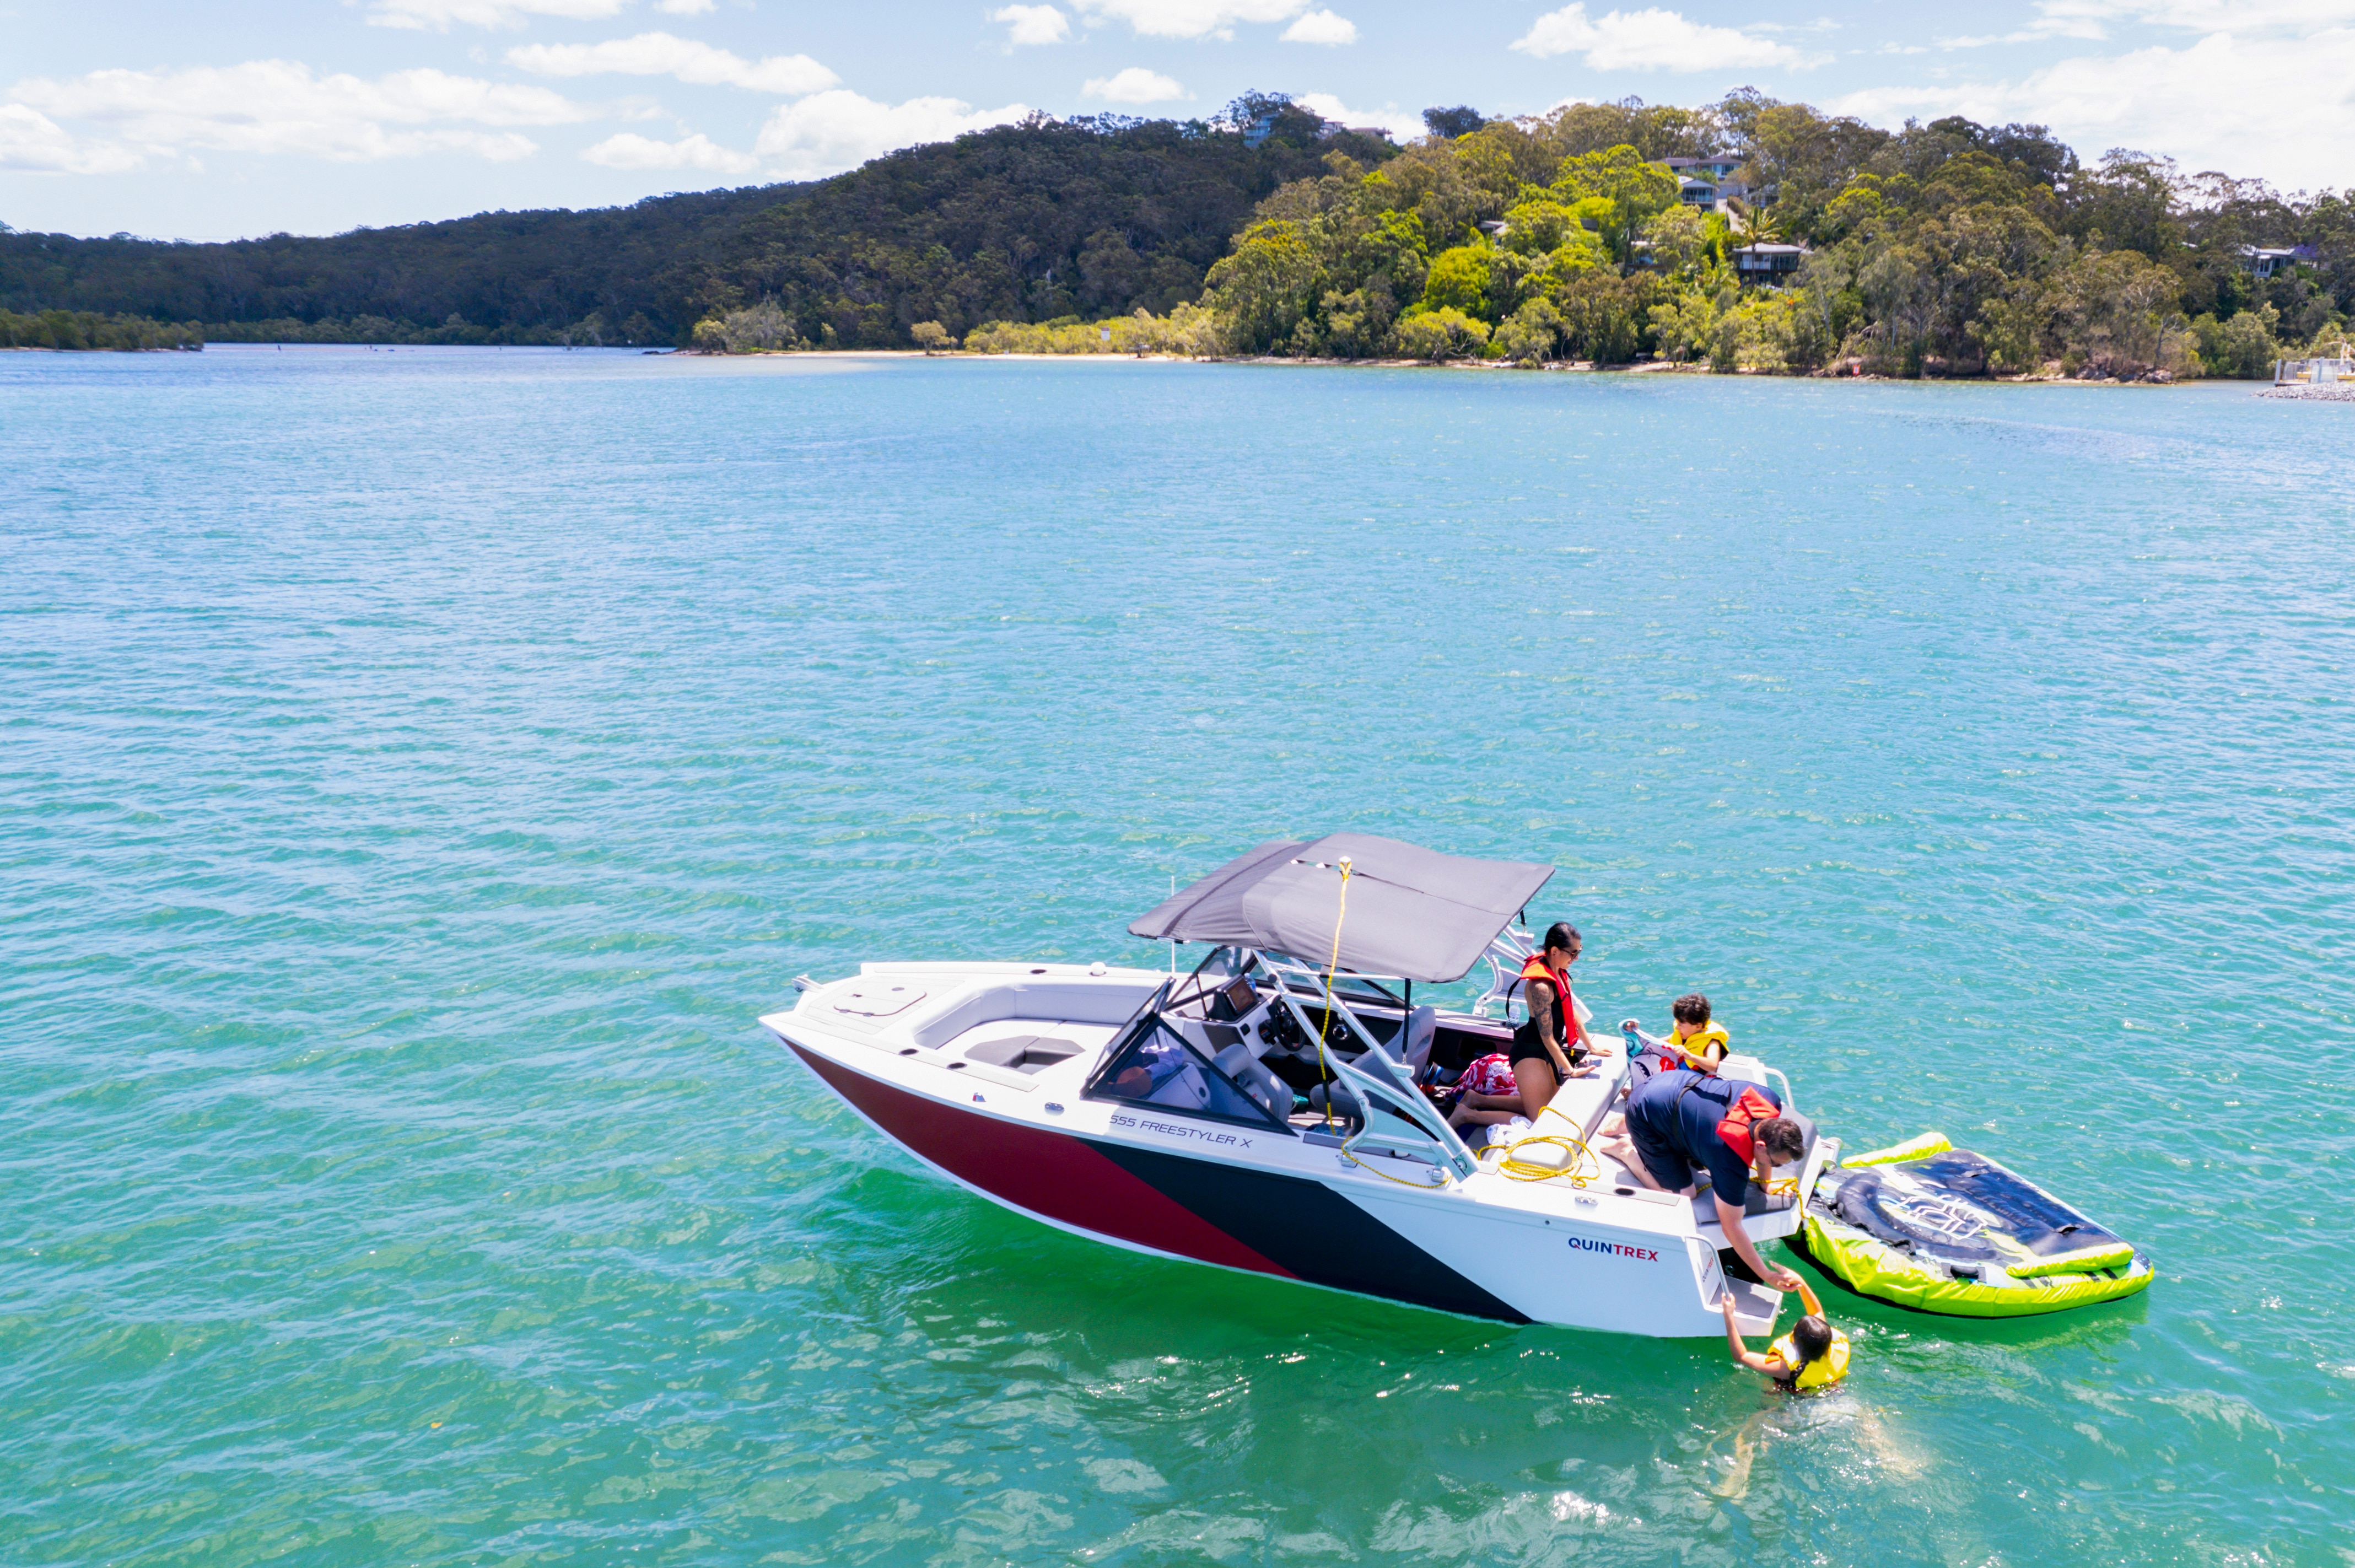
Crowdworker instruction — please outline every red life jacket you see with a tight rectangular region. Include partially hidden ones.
[1518,954,1573,1043]
[1716,1086,1784,1163]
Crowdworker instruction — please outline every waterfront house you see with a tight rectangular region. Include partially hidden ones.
[1733,243,1810,284]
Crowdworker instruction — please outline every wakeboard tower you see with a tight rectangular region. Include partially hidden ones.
[761,834,2149,1337]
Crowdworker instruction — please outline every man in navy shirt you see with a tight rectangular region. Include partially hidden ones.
[1620,1067,1809,1291]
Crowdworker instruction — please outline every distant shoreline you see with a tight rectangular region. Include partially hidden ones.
[17,340,2271,386]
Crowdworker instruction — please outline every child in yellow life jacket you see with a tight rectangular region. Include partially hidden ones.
[1661,992,1730,1074]
[1720,1276,1850,1392]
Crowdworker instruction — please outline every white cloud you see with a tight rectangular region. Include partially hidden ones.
[991,4,1073,44]
[2029,0,2355,35]
[0,102,144,174]
[754,90,1031,179]
[1072,0,1307,41]
[10,62,591,163]
[368,0,627,31]
[1280,8,1357,43]
[584,130,757,173]
[507,33,839,93]
[655,0,716,12]
[1829,29,2355,190]
[1082,67,1187,103]
[1510,4,1824,70]
[1292,91,1421,143]
[1941,0,2355,47]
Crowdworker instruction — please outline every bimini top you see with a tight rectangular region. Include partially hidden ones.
[1128,833,1554,983]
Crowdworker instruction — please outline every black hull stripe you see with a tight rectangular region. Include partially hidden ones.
[1084,1140,1531,1324]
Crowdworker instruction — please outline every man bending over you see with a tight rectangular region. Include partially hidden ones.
[1606,1066,1808,1292]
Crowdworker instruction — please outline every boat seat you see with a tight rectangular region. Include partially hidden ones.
[1540,1045,1630,1141]
[909,980,1151,1049]
[962,1034,1084,1074]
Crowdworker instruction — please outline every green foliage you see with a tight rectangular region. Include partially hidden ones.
[1204,218,1321,352]
[3,116,1383,348]
[1423,106,1485,139]
[1551,145,1680,263]
[2190,303,2279,377]
[1394,307,1490,360]
[15,91,2350,379]
[0,309,201,349]
[1555,272,1649,364]
[1636,206,1732,278]
[963,303,1226,356]
[2043,248,2197,378]
[1420,244,1495,317]
[1492,298,1564,363]
[692,300,803,352]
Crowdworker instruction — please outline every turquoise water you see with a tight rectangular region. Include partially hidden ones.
[6,346,2350,1565]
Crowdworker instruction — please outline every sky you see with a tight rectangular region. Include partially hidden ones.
[6,0,2353,240]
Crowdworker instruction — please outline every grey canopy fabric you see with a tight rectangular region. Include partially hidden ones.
[1128,833,1555,983]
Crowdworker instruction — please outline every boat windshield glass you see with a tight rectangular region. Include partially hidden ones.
[1082,1011,1285,1130]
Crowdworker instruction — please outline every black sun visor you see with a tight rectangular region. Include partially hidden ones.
[1128,833,1555,983]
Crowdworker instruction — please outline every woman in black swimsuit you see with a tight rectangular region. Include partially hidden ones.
[1509,922,1594,1123]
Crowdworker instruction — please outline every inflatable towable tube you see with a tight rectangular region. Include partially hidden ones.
[1795,1134,2153,1317]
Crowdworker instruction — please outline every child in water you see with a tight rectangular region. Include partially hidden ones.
[1719,1275,1850,1392]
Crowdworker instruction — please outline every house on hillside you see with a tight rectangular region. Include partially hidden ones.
[2244,245,2316,278]
[1243,110,1388,147]
[1732,242,1810,284]
[1666,155,1747,211]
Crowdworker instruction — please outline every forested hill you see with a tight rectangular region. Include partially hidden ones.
[1,182,796,346]
[0,105,1390,347]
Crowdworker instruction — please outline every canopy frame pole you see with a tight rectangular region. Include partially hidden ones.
[1254,949,1475,1179]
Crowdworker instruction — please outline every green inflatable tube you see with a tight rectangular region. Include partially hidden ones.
[1794,1142,2153,1318]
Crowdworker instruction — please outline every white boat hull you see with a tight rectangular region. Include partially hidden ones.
[762,962,1810,1338]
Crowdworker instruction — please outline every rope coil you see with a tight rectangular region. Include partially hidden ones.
[1477,1104,1603,1186]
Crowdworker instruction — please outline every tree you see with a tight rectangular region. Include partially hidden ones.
[2045,247,2195,376]
[1394,306,1490,359]
[1493,298,1563,363]
[1552,145,1680,263]
[1421,243,1495,318]
[1203,219,1321,351]
[1423,106,1485,139]
[910,320,955,352]
[2191,304,2279,378]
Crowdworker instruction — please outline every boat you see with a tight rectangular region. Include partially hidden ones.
[1795,1134,2155,1316]
[758,833,1838,1339]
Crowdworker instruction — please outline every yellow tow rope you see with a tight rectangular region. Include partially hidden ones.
[1316,856,1352,1129]
[1479,1103,1603,1186]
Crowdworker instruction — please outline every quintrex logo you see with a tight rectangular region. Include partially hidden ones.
[1567,1236,1660,1262]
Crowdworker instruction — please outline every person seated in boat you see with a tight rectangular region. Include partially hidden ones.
[1442,1052,1525,1134]
[1508,922,1598,1123]
[1661,992,1729,1074]
[1109,1037,1205,1106]
[1595,992,1726,1140]
[1719,1277,1850,1392]
[1607,1065,1808,1291]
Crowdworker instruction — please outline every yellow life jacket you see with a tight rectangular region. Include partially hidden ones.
[1769,1329,1850,1391]
[1662,1021,1729,1073]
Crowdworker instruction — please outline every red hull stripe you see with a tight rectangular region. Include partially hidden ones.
[791,1044,1297,1279]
